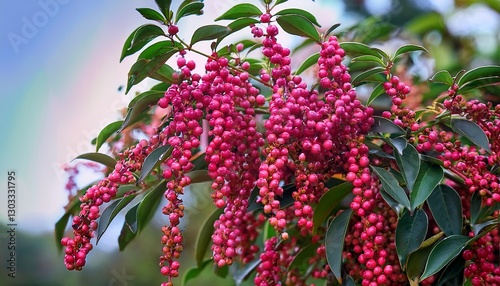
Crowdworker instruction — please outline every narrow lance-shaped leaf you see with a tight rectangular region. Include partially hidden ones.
[175,1,204,24]
[410,162,443,211]
[457,65,500,86]
[325,23,341,38]
[138,144,171,183]
[154,0,172,19]
[287,243,319,274]
[73,153,117,170]
[120,24,165,62]
[274,8,321,27]
[214,3,262,21]
[352,67,385,85]
[393,44,427,59]
[394,143,420,191]
[469,191,482,225]
[339,42,381,57]
[371,166,411,210]
[312,182,353,234]
[389,137,407,156]
[190,25,232,46]
[351,55,385,66]
[276,15,320,42]
[136,180,167,233]
[420,235,470,281]
[430,70,453,86]
[182,260,212,286]
[326,209,353,281]
[294,52,320,75]
[136,8,165,23]
[96,195,137,244]
[120,91,165,132]
[366,83,385,106]
[95,121,123,152]
[370,116,406,135]
[427,184,462,236]
[458,76,500,94]
[118,204,139,251]
[195,208,224,267]
[450,117,491,153]
[395,209,428,267]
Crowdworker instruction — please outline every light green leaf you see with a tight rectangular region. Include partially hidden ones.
[294,52,320,75]
[430,70,453,86]
[457,65,500,86]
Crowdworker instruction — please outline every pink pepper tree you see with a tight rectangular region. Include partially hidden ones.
[56,0,500,285]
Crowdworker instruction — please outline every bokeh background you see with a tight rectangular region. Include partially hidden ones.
[0,0,498,285]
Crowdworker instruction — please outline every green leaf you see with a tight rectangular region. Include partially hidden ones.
[190,25,232,46]
[366,83,385,106]
[227,18,260,33]
[195,208,224,267]
[393,44,427,59]
[138,144,171,183]
[275,0,288,4]
[380,187,401,213]
[150,64,176,84]
[406,243,434,284]
[120,91,165,132]
[342,275,356,286]
[126,42,179,93]
[394,144,420,192]
[325,209,353,280]
[405,12,446,35]
[73,152,116,169]
[154,0,172,19]
[395,209,428,267]
[287,243,319,274]
[96,195,137,244]
[262,220,277,244]
[275,8,321,27]
[457,65,500,86]
[458,76,500,94]
[450,117,491,153]
[116,184,140,198]
[294,52,320,75]
[410,162,443,211]
[136,180,166,233]
[313,182,352,234]
[118,204,139,250]
[182,260,212,286]
[420,235,470,281]
[472,218,499,236]
[247,184,296,212]
[389,137,407,156]
[470,192,482,225]
[352,67,385,85]
[430,70,453,86]
[215,3,262,21]
[435,256,465,286]
[325,23,341,38]
[186,170,212,184]
[120,24,165,62]
[371,166,411,211]
[276,15,320,41]
[175,1,204,24]
[55,213,70,252]
[136,8,166,23]
[351,55,385,66]
[339,42,381,57]
[370,116,406,135]
[426,184,462,236]
[232,258,261,285]
[95,121,123,152]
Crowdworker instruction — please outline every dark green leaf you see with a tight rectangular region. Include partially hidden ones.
[450,117,491,153]
[154,0,172,19]
[95,121,123,152]
[406,243,434,284]
[182,260,212,286]
[287,243,319,274]
[190,25,232,46]
[339,42,381,57]
[371,166,411,210]
[436,256,465,286]
[394,143,420,192]
[275,8,321,27]
[118,204,139,250]
[55,213,70,252]
[186,170,212,184]
[472,218,499,236]
[116,184,140,198]
[120,91,165,132]
[150,64,176,84]
[275,0,288,4]
[389,137,407,156]
[470,192,482,225]
[366,83,385,106]
[380,187,401,213]
[457,65,500,86]
[73,153,116,169]
[395,209,428,267]
[370,116,406,135]
[342,275,356,286]
[410,162,443,211]
[325,209,353,280]
[227,18,260,33]
[351,55,385,65]
[136,180,166,233]
[120,24,165,62]
[352,67,385,85]
[175,2,204,24]
[420,235,470,281]
[96,195,137,244]
[138,145,171,183]
[215,3,262,21]
[136,8,165,23]
[393,44,427,59]
[276,15,320,41]
[458,76,500,94]
[430,70,453,86]
[294,52,320,75]
[233,258,261,285]
[325,23,341,38]
[313,182,352,234]
[427,184,462,236]
[195,208,224,267]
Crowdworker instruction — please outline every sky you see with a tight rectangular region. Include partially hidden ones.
[0,0,342,235]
